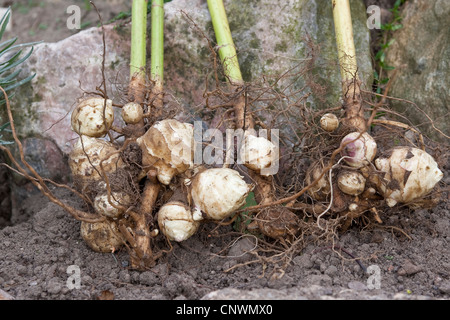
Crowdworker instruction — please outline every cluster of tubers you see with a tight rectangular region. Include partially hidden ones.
[68,94,444,258]
[68,97,273,254]
[0,0,444,274]
[311,113,444,228]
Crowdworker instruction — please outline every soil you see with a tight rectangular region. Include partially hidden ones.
[0,184,449,300]
[1,0,449,301]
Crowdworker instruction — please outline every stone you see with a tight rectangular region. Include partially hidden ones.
[201,287,304,300]
[385,0,450,141]
[324,265,339,277]
[46,277,63,295]
[438,280,450,295]
[397,261,423,276]
[293,253,314,269]
[348,280,368,291]
[0,288,14,300]
[227,236,256,262]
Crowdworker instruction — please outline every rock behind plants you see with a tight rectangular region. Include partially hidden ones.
[385,0,450,141]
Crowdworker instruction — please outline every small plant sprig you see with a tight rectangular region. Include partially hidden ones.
[0,7,39,144]
[0,8,37,103]
[0,122,12,145]
[373,0,405,94]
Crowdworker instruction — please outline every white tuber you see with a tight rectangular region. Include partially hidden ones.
[340,132,377,168]
[191,168,253,220]
[320,113,339,132]
[374,147,443,207]
[157,201,200,242]
[80,220,124,253]
[93,186,132,219]
[121,102,144,124]
[239,132,278,176]
[305,160,331,201]
[337,171,366,196]
[71,98,114,137]
[137,119,194,185]
[68,136,124,191]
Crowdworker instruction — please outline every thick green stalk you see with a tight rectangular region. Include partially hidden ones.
[150,0,164,114]
[151,0,164,87]
[130,0,148,79]
[332,0,366,132]
[332,0,358,82]
[207,0,243,85]
[128,0,156,270]
[207,0,274,212]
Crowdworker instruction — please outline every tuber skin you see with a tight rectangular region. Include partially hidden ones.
[71,98,114,138]
[137,119,194,185]
[239,132,279,176]
[337,171,366,196]
[340,132,377,168]
[157,201,200,242]
[122,102,144,124]
[80,220,125,253]
[373,147,443,207]
[305,159,331,201]
[255,207,300,241]
[68,136,125,194]
[190,168,253,220]
[320,113,339,132]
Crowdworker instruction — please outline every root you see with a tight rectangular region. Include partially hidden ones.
[372,119,425,150]
[0,86,104,223]
[316,155,351,230]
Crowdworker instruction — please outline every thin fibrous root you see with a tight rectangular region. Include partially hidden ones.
[0,86,104,223]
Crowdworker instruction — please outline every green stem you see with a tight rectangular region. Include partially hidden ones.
[207,0,243,85]
[151,0,164,87]
[332,0,366,132]
[332,0,358,82]
[130,0,148,79]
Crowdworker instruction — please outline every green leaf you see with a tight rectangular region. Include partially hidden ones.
[375,49,384,61]
[3,73,35,92]
[0,69,21,84]
[380,77,390,84]
[0,91,15,105]
[373,69,379,80]
[0,122,12,145]
[0,40,41,62]
[233,192,257,232]
[0,37,17,53]
[394,0,403,9]
[0,7,37,107]
[0,139,14,145]
[0,48,23,67]
[380,24,390,31]
[0,7,11,40]
[0,47,34,74]
[391,24,403,31]
[0,122,10,131]
[382,65,395,71]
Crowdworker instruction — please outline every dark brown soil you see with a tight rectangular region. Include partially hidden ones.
[0,183,449,300]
